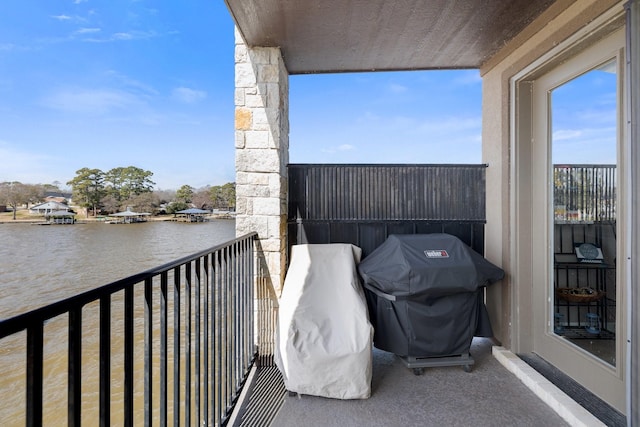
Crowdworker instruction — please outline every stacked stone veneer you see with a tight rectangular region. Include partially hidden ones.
[234,28,289,296]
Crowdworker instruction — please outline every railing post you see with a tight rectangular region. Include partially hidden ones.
[173,266,181,427]
[185,263,192,427]
[160,273,168,426]
[195,257,202,426]
[26,323,44,427]
[214,250,222,424]
[124,287,134,427]
[144,278,153,427]
[99,296,111,427]
[203,253,210,425]
[68,307,82,427]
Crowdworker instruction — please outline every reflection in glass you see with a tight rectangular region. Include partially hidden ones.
[550,59,617,366]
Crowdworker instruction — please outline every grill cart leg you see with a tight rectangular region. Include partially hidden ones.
[398,353,475,374]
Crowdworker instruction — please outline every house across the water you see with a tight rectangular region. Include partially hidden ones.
[29,201,71,215]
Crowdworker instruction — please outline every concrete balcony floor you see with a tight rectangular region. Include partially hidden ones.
[238,337,608,427]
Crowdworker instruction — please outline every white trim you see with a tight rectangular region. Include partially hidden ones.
[493,346,606,427]
[624,1,639,424]
[509,1,628,413]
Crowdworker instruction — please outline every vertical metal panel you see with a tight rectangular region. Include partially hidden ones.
[288,164,487,221]
[203,253,210,425]
[160,273,168,426]
[99,296,111,427]
[234,242,242,391]
[329,222,359,245]
[195,257,202,426]
[288,164,488,257]
[184,263,192,427]
[26,323,44,427]
[123,287,134,427]
[214,250,222,425]
[68,307,82,427]
[144,278,153,427]
[173,267,181,426]
[225,246,233,421]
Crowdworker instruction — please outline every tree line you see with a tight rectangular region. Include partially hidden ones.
[0,166,236,219]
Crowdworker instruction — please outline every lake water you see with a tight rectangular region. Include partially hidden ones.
[0,220,236,425]
[0,220,236,320]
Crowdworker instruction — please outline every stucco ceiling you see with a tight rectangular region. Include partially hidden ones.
[224,0,561,74]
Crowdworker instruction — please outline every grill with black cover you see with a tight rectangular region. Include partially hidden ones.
[358,233,504,373]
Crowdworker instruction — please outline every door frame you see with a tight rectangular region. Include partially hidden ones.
[510,6,628,413]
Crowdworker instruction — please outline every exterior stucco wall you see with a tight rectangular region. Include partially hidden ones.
[480,0,621,349]
[234,28,289,296]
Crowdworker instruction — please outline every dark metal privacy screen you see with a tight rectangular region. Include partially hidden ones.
[287,164,488,256]
[289,164,487,221]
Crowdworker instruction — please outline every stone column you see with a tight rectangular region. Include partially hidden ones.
[234,27,289,296]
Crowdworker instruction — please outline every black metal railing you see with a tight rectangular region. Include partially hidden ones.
[554,164,616,222]
[0,232,264,426]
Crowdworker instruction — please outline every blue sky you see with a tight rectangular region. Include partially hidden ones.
[1,1,613,191]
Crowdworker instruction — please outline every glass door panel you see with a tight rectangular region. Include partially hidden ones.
[550,60,617,366]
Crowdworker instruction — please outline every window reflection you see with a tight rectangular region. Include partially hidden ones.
[551,59,617,366]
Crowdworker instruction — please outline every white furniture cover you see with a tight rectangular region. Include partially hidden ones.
[275,243,373,399]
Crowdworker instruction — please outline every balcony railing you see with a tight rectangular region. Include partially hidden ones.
[554,164,616,222]
[0,232,277,427]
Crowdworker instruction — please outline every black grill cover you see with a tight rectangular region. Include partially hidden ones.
[358,233,504,357]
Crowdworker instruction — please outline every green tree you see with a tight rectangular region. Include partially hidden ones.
[100,195,120,215]
[176,185,194,204]
[0,181,31,220]
[121,192,160,215]
[41,182,62,194]
[104,166,155,202]
[210,182,236,210]
[166,201,189,214]
[67,168,106,218]
[24,184,45,209]
[192,187,212,210]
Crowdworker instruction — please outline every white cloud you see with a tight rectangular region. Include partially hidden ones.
[40,88,143,114]
[81,30,157,43]
[105,70,159,97]
[52,14,72,21]
[553,129,582,141]
[321,144,356,154]
[112,32,133,40]
[75,27,101,35]
[172,87,207,104]
[388,83,408,94]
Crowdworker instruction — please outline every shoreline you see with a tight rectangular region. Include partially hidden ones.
[0,214,235,224]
